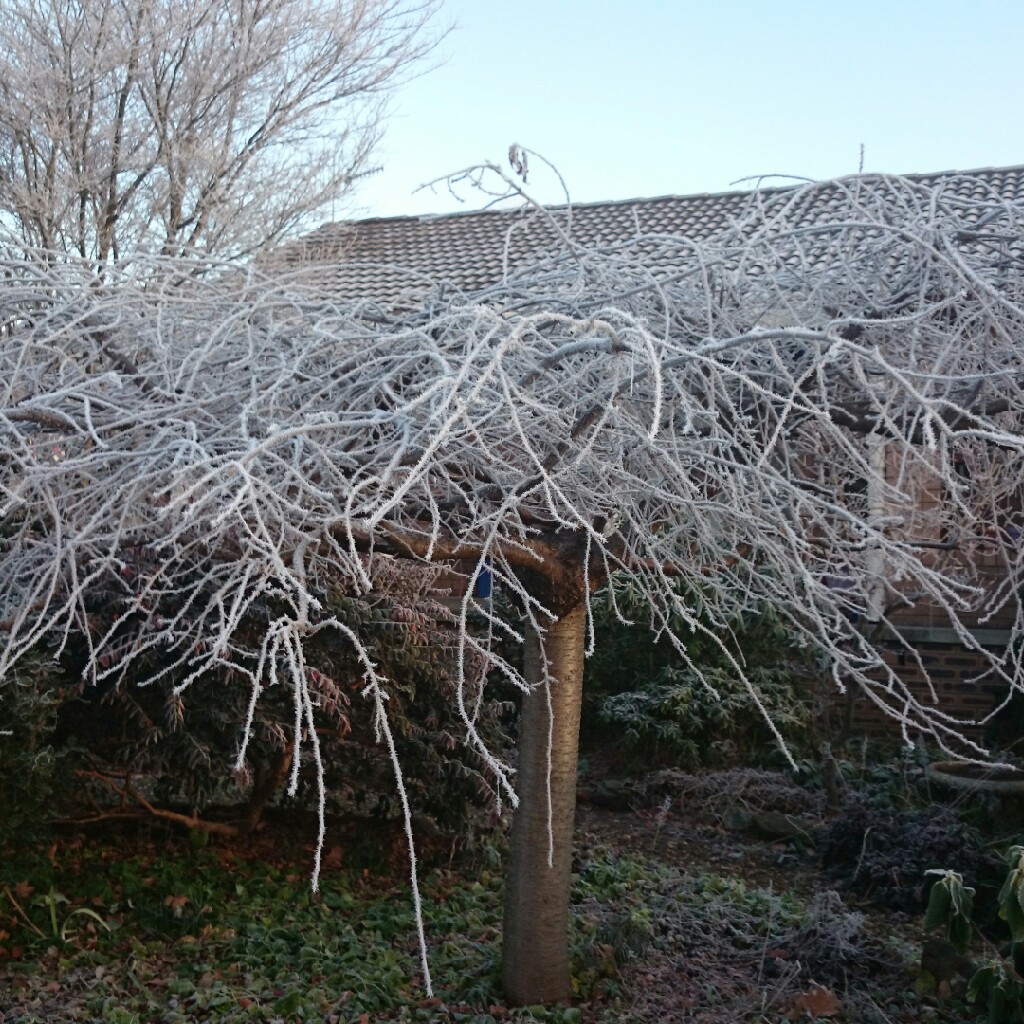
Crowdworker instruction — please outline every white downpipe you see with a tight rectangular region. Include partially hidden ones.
[865,431,886,623]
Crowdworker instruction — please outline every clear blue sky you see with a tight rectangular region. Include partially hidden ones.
[350,0,1024,220]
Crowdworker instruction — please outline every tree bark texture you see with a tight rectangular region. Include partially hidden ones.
[502,602,587,1005]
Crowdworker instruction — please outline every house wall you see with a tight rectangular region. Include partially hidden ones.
[838,639,1018,746]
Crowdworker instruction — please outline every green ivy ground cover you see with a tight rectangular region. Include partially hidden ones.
[0,816,968,1024]
[0,830,614,1023]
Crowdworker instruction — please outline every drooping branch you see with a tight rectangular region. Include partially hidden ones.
[2,174,1024,995]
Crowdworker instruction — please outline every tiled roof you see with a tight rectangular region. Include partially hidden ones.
[267,165,1024,302]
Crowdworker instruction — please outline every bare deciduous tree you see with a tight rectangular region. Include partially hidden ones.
[0,0,439,265]
[2,166,1023,1005]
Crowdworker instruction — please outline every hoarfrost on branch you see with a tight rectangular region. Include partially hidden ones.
[2,169,1024,981]
[0,0,440,264]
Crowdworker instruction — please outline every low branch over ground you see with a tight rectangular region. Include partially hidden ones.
[2,166,1024,998]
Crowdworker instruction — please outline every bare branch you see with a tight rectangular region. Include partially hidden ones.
[3,167,1024,992]
[0,0,441,264]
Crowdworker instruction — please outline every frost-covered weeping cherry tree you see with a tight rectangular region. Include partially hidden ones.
[2,165,1024,1005]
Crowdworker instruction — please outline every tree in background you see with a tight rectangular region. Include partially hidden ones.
[0,0,439,264]
[2,165,1024,1005]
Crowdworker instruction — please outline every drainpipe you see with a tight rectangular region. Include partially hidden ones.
[865,429,886,624]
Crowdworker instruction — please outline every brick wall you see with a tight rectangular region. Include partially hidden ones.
[838,641,1015,745]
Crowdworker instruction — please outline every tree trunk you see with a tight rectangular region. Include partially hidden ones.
[502,602,587,1005]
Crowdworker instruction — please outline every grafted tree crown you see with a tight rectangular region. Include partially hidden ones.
[2,167,1024,999]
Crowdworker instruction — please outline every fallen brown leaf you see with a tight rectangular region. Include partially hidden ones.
[790,983,840,1018]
